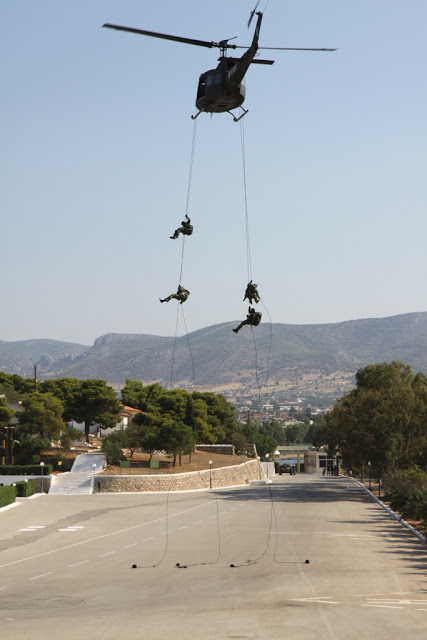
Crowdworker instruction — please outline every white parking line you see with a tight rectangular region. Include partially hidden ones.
[123,543,137,549]
[29,572,52,581]
[99,551,116,558]
[68,560,89,567]
[0,587,7,591]
[142,537,155,542]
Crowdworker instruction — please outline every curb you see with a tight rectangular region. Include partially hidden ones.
[0,501,21,513]
[354,479,427,544]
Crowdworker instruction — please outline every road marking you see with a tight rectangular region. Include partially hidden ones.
[0,587,7,591]
[367,599,427,605]
[99,551,116,558]
[124,543,137,549]
[29,572,52,581]
[0,500,213,570]
[68,560,89,567]
[290,597,339,605]
[142,537,155,542]
[177,526,188,530]
[194,521,203,524]
[363,605,404,609]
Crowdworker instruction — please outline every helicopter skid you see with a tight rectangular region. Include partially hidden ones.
[231,107,249,122]
[191,106,248,122]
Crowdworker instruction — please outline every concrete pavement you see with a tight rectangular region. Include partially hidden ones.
[1,474,427,639]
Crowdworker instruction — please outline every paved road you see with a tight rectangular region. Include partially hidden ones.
[1,475,427,639]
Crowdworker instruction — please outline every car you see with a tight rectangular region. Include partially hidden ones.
[275,461,296,475]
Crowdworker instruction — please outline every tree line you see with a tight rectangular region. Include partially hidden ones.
[0,373,281,466]
[313,361,427,525]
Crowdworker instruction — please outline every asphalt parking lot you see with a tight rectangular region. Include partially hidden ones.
[1,475,427,639]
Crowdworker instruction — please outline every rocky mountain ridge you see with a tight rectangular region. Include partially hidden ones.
[1,312,427,400]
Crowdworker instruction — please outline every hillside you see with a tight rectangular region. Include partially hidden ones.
[2,312,427,400]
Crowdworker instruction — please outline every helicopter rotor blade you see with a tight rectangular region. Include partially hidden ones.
[233,45,337,51]
[103,23,220,49]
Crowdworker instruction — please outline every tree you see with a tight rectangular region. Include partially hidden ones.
[39,378,81,421]
[158,420,197,466]
[192,392,237,442]
[121,380,164,412]
[0,395,15,427]
[127,412,163,461]
[284,422,309,445]
[67,380,122,442]
[241,420,277,459]
[316,361,427,479]
[18,392,64,440]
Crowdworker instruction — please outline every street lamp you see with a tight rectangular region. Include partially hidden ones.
[257,456,262,480]
[368,461,371,491]
[265,453,269,479]
[209,460,213,489]
[40,461,45,494]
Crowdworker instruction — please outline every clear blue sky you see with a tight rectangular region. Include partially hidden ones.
[2,1,426,345]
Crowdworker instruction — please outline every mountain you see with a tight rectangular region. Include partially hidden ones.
[0,339,88,377]
[2,312,427,400]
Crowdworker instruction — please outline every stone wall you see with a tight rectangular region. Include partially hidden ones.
[97,459,264,493]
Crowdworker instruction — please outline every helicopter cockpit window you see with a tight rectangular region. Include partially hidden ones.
[214,71,223,84]
[206,74,214,87]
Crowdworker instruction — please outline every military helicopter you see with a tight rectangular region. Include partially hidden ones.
[103,5,336,122]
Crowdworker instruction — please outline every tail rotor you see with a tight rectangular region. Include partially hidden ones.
[248,1,261,28]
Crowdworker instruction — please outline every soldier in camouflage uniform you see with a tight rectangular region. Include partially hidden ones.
[243,280,260,305]
[160,285,190,304]
[232,307,262,333]
[170,215,193,240]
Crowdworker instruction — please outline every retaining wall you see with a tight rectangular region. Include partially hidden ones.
[97,459,263,493]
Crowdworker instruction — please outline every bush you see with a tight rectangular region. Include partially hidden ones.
[14,480,36,497]
[0,485,17,508]
[0,464,53,475]
[101,439,125,466]
[385,468,427,522]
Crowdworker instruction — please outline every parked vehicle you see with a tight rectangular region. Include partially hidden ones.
[275,461,296,475]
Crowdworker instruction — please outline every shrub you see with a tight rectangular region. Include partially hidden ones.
[0,485,17,508]
[14,480,36,497]
[0,464,53,475]
[101,439,125,466]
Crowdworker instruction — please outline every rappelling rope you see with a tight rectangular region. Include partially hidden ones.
[240,119,252,283]
[170,301,181,390]
[260,300,273,414]
[170,120,198,389]
[179,118,197,285]
[250,326,262,413]
[181,306,196,389]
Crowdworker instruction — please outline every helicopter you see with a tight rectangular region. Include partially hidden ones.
[103,6,336,122]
